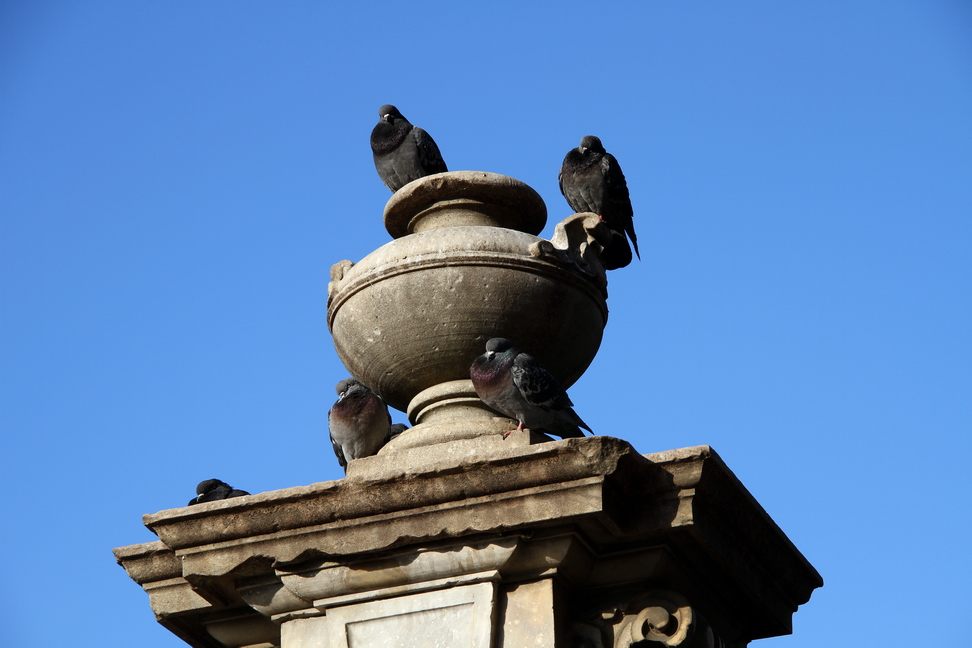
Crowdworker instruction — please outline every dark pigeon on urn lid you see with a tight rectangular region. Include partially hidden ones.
[370,104,448,192]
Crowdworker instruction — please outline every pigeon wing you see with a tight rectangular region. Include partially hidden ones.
[412,127,448,175]
[601,229,633,270]
[559,152,600,215]
[602,153,639,258]
[510,353,573,411]
[329,429,348,470]
[557,161,573,208]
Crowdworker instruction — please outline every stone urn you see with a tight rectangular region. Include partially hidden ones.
[327,171,611,449]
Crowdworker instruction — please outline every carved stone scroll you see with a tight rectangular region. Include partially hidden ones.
[572,589,730,648]
[529,212,610,297]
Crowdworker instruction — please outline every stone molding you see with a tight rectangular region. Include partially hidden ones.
[114,439,822,647]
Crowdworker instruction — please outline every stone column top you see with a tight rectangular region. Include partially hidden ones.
[137,440,815,567]
[118,437,820,643]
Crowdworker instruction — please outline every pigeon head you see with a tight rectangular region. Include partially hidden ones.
[378,104,405,123]
[190,478,249,505]
[335,377,356,395]
[196,479,225,496]
[335,378,372,401]
[483,337,517,361]
[579,135,605,155]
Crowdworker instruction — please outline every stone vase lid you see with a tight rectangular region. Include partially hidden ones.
[383,171,547,238]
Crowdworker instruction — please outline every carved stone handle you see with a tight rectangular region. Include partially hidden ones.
[617,596,692,646]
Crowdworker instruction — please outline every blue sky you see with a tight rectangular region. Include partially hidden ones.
[1,2,970,646]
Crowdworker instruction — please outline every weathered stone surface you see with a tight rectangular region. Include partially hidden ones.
[529,212,612,296]
[383,171,547,238]
[279,538,516,604]
[116,438,821,648]
[498,579,558,647]
[327,224,607,414]
[113,540,182,584]
[280,618,330,648]
[270,579,504,648]
[144,436,630,554]
[322,582,497,648]
[390,380,518,450]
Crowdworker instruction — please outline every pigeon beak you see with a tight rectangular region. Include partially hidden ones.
[486,351,495,361]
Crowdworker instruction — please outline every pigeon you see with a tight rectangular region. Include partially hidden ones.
[370,104,448,192]
[559,135,640,270]
[387,423,408,443]
[188,479,249,506]
[328,378,391,472]
[470,338,592,439]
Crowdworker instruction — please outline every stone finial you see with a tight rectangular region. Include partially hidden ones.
[327,172,608,448]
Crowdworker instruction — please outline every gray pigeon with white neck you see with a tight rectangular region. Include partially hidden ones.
[370,104,448,192]
[469,338,591,439]
[328,378,391,472]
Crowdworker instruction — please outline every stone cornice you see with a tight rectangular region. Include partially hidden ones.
[115,437,822,647]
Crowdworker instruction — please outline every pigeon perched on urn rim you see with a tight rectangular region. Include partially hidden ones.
[559,135,640,270]
[470,338,592,440]
[328,378,392,473]
[370,104,448,192]
[188,479,249,506]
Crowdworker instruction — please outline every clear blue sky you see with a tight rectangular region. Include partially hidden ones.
[1,2,970,646]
